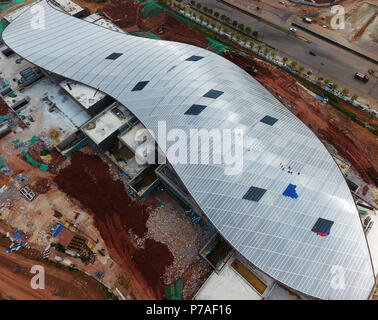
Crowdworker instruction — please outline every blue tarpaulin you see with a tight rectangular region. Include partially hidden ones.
[53,224,70,237]
[283,184,298,199]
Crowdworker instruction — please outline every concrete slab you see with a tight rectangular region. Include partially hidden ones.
[194,254,263,300]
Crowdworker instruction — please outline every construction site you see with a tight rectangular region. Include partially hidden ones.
[0,0,376,301]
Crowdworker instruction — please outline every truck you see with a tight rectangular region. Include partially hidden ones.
[303,16,312,23]
[354,72,369,83]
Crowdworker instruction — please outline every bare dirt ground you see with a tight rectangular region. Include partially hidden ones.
[0,234,107,300]
[53,150,212,299]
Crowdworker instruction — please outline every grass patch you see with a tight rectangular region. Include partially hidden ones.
[53,288,68,297]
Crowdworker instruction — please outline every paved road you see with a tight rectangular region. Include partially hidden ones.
[189,0,378,107]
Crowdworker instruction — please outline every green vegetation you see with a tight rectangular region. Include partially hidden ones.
[53,288,67,297]
[51,242,66,253]
[101,284,119,300]
[290,60,298,69]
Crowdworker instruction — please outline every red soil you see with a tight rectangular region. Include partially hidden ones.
[54,151,173,299]
[0,236,108,300]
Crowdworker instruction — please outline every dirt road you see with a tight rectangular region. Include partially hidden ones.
[0,237,108,300]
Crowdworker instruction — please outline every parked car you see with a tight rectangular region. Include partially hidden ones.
[289,28,297,33]
[309,50,316,56]
[354,72,369,83]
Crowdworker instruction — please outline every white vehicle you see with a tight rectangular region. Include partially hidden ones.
[289,28,297,33]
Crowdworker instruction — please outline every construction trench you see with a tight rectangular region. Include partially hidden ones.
[0,0,376,300]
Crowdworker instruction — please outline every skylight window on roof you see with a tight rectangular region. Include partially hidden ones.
[242,186,267,202]
[132,81,149,91]
[260,115,278,126]
[106,52,122,60]
[203,89,224,99]
[312,218,334,236]
[185,104,207,115]
[186,55,204,61]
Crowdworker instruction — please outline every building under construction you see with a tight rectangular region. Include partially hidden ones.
[0,0,376,300]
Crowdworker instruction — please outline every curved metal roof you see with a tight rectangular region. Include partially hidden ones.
[3,0,375,299]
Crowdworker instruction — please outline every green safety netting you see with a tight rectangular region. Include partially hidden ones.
[7,92,16,97]
[21,151,48,171]
[30,136,40,144]
[206,37,231,55]
[165,279,183,300]
[0,115,8,122]
[141,1,163,18]
[130,30,161,40]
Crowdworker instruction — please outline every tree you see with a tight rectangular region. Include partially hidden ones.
[249,40,255,48]
[236,33,242,41]
[205,17,210,25]
[197,3,201,10]
[324,79,330,84]
[246,26,251,33]
[342,88,349,95]
[307,70,313,76]
[199,15,204,22]
[351,93,358,101]
[193,12,197,18]
[257,44,263,52]
[243,36,248,44]
[233,20,238,26]
[264,47,271,55]
[214,11,219,18]
[331,83,338,90]
[252,31,258,38]
[282,56,288,64]
[220,14,226,21]
[203,6,208,12]
[299,65,305,72]
[210,22,216,29]
[225,17,230,23]
[271,50,277,58]
[223,27,229,33]
[318,76,324,81]
[208,8,213,15]
[217,23,222,31]
[230,31,235,39]
[290,60,298,69]
[238,23,244,31]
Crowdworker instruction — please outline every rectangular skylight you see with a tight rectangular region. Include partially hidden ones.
[186,55,203,61]
[242,186,267,202]
[260,115,278,126]
[203,89,224,99]
[185,104,207,115]
[132,81,149,91]
[106,53,123,60]
[312,218,334,236]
